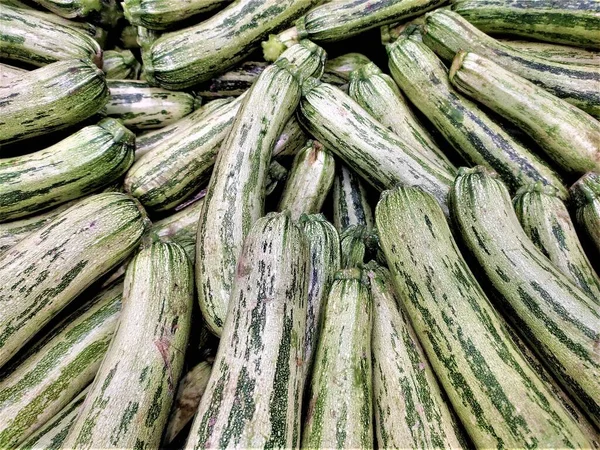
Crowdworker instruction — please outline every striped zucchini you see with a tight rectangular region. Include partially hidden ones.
[366,261,468,449]
[63,240,193,450]
[186,212,308,449]
[136,25,161,52]
[272,115,308,158]
[340,225,366,268]
[298,78,455,214]
[123,0,231,29]
[322,52,371,83]
[499,39,600,66]
[387,37,567,197]
[0,280,122,448]
[142,0,317,89]
[570,171,600,259]
[451,0,600,49]
[195,44,324,336]
[349,61,457,175]
[197,61,269,99]
[0,192,148,368]
[102,49,141,79]
[333,164,373,233]
[0,58,109,145]
[0,118,134,222]
[277,140,335,219]
[422,9,600,118]
[450,51,600,176]
[302,268,373,449]
[0,62,27,82]
[376,184,592,447]
[450,166,600,428]
[28,0,103,18]
[152,198,204,247]
[513,183,600,302]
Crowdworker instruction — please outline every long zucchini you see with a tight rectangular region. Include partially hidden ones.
[332,164,373,233]
[0,58,109,145]
[123,0,231,30]
[63,240,193,449]
[450,166,600,428]
[499,39,600,66]
[102,49,141,79]
[27,0,103,18]
[0,62,27,82]
[0,192,148,368]
[197,61,269,99]
[376,184,592,447]
[570,171,600,260]
[186,212,308,449]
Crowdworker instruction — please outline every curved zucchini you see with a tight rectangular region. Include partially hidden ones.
[499,39,600,66]
[123,0,231,30]
[102,49,141,79]
[29,0,103,18]
[332,164,373,233]
[570,171,600,259]
[0,192,148,368]
[0,58,109,145]
[63,240,193,450]
[387,37,567,197]
[197,61,269,99]
[376,184,592,448]
[450,166,600,428]
[186,212,308,449]
[0,62,27,83]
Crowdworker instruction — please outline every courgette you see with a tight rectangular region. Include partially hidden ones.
[197,61,269,99]
[272,115,308,158]
[332,164,373,233]
[102,49,141,79]
[322,52,371,83]
[0,62,27,83]
[123,0,231,30]
[570,171,600,260]
[152,198,204,250]
[28,0,103,18]
[499,39,600,66]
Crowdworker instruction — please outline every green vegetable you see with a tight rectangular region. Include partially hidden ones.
[102,49,141,79]
[332,164,373,233]
[123,0,231,30]
[570,171,600,260]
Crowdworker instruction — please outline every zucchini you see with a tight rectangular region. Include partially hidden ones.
[322,52,371,82]
[449,51,600,176]
[298,78,455,214]
[0,118,135,222]
[422,9,600,118]
[450,166,600,428]
[0,192,148,368]
[332,164,373,233]
[376,184,593,448]
[102,49,141,79]
[277,140,336,219]
[0,62,27,82]
[186,212,308,449]
[197,61,269,99]
[570,171,600,260]
[142,0,317,89]
[387,37,567,198]
[0,281,122,448]
[266,160,289,196]
[123,0,231,30]
[302,268,373,449]
[514,183,600,303]
[451,0,600,50]
[0,58,109,145]
[272,115,308,158]
[152,198,204,249]
[63,240,193,449]
[28,0,103,18]
[499,39,600,67]
[366,261,468,449]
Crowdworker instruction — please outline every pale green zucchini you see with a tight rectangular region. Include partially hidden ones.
[0,118,135,222]
[272,115,309,158]
[152,198,204,246]
[339,224,380,269]
[197,61,269,98]
[277,140,335,219]
[450,166,600,428]
[186,212,308,449]
[0,62,27,83]
[29,0,103,18]
[102,49,141,79]
[332,164,373,233]
[376,184,592,447]
[322,52,371,82]
[570,171,600,258]
[142,0,317,89]
[0,58,109,145]
[124,0,231,29]
[450,51,600,176]
[513,183,600,303]
[0,281,122,448]
[63,240,193,450]
[380,16,426,44]
[0,192,148,368]
[298,78,455,214]
[136,25,161,52]
[422,9,600,118]
[366,261,468,449]
[451,0,600,49]
[387,37,567,198]
[499,39,600,66]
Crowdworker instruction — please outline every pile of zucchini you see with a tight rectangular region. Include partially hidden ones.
[1,0,599,448]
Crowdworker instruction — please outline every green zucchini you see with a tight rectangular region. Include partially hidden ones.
[186,212,308,449]
[422,9,600,118]
[451,0,600,50]
[63,240,193,449]
[380,16,426,44]
[387,37,567,197]
[0,62,27,83]
[332,164,373,233]
[123,0,231,30]
[152,198,204,247]
[570,171,600,259]
[376,184,593,447]
[0,192,148,368]
[102,49,141,80]
[0,118,135,222]
[450,166,600,428]
[197,61,269,99]
[142,0,317,89]
[120,24,139,49]
[28,0,103,18]
[499,39,600,66]
[322,52,371,83]
[272,115,308,158]
[366,261,468,449]
[136,25,161,52]
[0,58,109,145]
[0,281,122,448]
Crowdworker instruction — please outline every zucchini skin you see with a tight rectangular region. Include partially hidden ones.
[0,62,27,82]
[0,58,109,145]
[272,115,308,158]
[186,212,308,449]
[152,199,204,250]
[29,0,103,18]
[123,0,231,30]
[0,192,148,369]
[387,37,567,198]
[499,39,600,67]
[376,184,592,448]
[570,171,600,259]
[450,166,600,428]
[451,0,600,50]
[0,281,122,448]
[102,49,141,79]
[63,241,193,449]
[422,9,600,119]
[0,118,135,222]
[332,164,373,233]
[513,183,600,303]
[323,52,371,82]
[197,61,269,99]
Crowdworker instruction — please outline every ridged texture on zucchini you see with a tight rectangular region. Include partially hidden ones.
[570,171,600,259]
[376,184,592,448]
[0,192,147,368]
[197,61,268,99]
[186,212,308,449]
[102,49,141,79]
[0,58,109,145]
[64,240,193,449]
[332,164,373,233]
[450,166,600,428]
[499,39,600,66]
[123,0,231,30]
[0,62,27,82]
[29,0,103,18]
